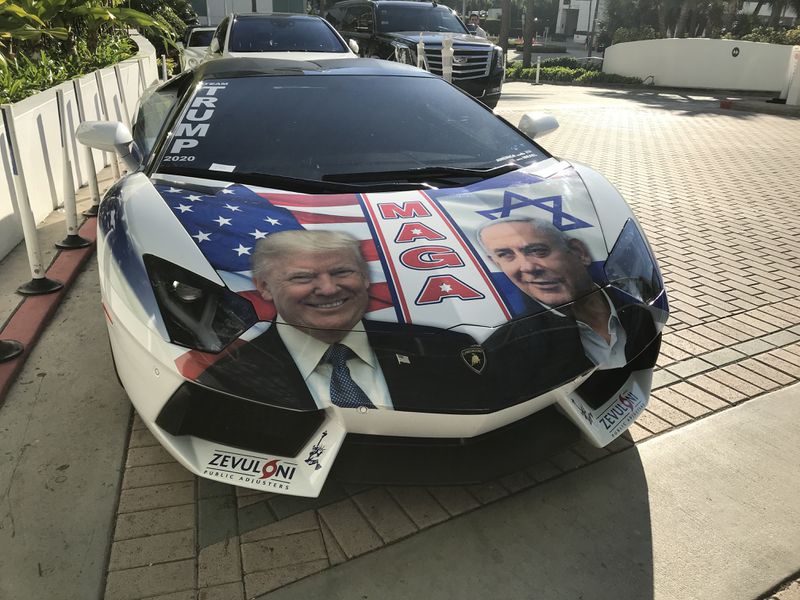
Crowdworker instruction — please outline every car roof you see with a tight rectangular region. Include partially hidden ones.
[333,0,451,6]
[229,12,327,19]
[189,56,433,80]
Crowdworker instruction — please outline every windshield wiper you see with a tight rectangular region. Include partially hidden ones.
[157,166,435,194]
[322,163,521,184]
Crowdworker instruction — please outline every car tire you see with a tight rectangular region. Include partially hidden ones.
[482,97,500,109]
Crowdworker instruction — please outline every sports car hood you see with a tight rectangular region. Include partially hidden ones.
[384,31,496,47]
[144,160,667,413]
[151,161,664,335]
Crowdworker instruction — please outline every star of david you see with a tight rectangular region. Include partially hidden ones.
[476,192,592,231]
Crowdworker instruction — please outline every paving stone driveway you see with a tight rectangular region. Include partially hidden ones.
[103,84,800,600]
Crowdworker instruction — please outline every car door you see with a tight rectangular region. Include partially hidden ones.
[341,2,378,57]
[207,17,230,57]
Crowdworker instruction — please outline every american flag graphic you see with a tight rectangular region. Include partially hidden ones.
[155,183,396,325]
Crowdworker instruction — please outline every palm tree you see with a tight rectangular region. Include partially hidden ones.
[499,0,511,53]
[522,0,535,66]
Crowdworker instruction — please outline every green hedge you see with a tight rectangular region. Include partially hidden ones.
[723,26,800,45]
[506,61,642,85]
[0,36,135,104]
[511,43,567,53]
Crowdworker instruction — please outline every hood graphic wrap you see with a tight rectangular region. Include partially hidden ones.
[154,165,665,414]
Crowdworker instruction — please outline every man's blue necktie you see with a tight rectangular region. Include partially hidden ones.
[323,343,376,409]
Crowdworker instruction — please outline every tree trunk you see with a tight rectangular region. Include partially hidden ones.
[674,0,694,36]
[768,0,785,26]
[499,0,511,54]
[723,0,737,29]
[657,0,668,36]
[522,0,535,67]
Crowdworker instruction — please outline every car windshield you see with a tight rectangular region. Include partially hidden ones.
[188,29,214,47]
[228,16,347,52]
[376,4,468,33]
[154,74,546,186]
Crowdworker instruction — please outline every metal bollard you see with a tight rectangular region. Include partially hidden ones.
[137,57,149,93]
[535,56,541,84]
[160,54,168,81]
[73,79,101,217]
[0,339,24,362]
[1,104,64,295]
[114,64,133,129]
[417,35,426,70]
[94,70,121,180]
[54,89,91,250]
[441,37,454,83]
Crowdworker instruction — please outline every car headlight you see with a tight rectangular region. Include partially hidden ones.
[187,57,199,68]
[493,46,505,70]
[392,41,415,65]
[603,219,663,304]
[144,255,258,353]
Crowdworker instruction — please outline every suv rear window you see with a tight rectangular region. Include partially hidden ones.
[187,29,214,47]
[228,16,347,52]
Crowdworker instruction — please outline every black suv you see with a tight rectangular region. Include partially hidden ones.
[323,0,504,108]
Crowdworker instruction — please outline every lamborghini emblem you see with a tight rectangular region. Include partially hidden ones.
[460,346,486,374]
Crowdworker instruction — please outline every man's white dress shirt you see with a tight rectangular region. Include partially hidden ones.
[574,290,628,370]
[549,289,628,371]
[275,320,393,410]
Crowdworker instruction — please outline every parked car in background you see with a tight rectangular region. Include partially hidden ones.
[179,26,216,71]
[323,0,504,107]
[76,57,667,497]
[204,13,357,61]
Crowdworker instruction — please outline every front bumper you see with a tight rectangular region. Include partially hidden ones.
[109,295,661,497]
[453,68,504,102]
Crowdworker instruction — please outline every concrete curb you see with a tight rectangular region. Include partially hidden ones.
[0,217,96,403]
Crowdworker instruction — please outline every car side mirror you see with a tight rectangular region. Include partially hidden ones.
[517,112,559,139]
[355,18,373,33]
[76,121,140,172]
[348,38,360,54]
[176,41,185,50]
[209,38,220,54]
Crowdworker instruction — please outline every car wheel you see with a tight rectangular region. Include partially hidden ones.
[482,97,499,109]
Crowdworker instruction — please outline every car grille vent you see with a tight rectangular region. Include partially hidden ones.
[423,45,492,80]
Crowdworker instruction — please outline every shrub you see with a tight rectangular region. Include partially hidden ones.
[506,62,643,85]
[538,66,586,81]
[507,61,525,78]
[574,70,641,84]
[541,56,580,68]
[0,35,135,104]
[612,26,662,45]
[727,26,800,45]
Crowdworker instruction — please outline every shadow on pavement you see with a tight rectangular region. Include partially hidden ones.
[585,87,763,119]
[261,447,654,600]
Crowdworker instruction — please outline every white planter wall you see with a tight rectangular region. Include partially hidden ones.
[0,34,158,261]
[603,38,793,92]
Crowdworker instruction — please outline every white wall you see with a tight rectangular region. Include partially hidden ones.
[0,34,157,262]
[206,0,269,26]
[603,38,793,91]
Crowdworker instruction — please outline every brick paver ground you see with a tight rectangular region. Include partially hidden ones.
[102,84,800,599]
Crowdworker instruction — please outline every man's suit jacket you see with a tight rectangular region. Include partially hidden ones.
[515,287,658,365]
[196,315,596,414]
